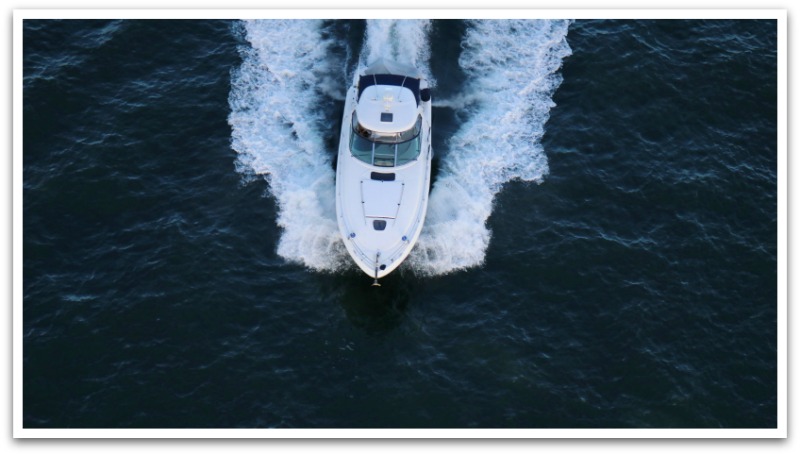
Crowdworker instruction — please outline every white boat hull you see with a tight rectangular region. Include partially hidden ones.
[335,61,432,279]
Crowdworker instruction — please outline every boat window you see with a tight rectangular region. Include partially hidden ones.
[373,143,396,167]
[350,113,423,167]
[350,133,373,163]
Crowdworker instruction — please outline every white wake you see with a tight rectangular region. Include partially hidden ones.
[408,19,573,275]
[228,20,348,271]
[358,19,435,85]
[229,19,572,276]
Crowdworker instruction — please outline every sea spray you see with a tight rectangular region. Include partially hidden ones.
[409,19,572,275]
[228,20,349,271]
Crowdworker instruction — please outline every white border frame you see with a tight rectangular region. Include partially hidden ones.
[12,8,787,439]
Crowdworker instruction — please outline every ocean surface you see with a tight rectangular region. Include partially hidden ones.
[22,18,777,428]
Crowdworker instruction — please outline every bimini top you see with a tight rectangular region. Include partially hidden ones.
[357,58,422,106]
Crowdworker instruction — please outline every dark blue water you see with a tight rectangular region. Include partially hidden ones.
[22,19,777,428]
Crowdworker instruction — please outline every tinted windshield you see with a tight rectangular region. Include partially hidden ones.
[350,113,423,167]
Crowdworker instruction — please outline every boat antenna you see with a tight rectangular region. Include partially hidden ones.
[398,75,408,102]
[372,73,378,100]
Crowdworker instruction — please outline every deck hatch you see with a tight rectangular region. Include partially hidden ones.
[361,180,404,219]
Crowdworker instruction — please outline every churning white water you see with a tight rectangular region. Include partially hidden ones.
[228,20,347,271]
[409,19,572,275]
[229,19,571,276]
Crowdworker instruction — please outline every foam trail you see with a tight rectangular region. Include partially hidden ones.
[228,20,349,271]
[409,20,573,275]
[228,20,570,277]
[360,20,435,85]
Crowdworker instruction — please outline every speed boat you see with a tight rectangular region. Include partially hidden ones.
[335,59,433,284]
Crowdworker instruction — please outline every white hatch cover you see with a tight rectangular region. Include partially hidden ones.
[361,180,403,219]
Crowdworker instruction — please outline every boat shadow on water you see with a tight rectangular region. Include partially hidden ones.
[321,271,419,335]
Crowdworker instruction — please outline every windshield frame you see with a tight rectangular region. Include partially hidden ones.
[352,112,422,144]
